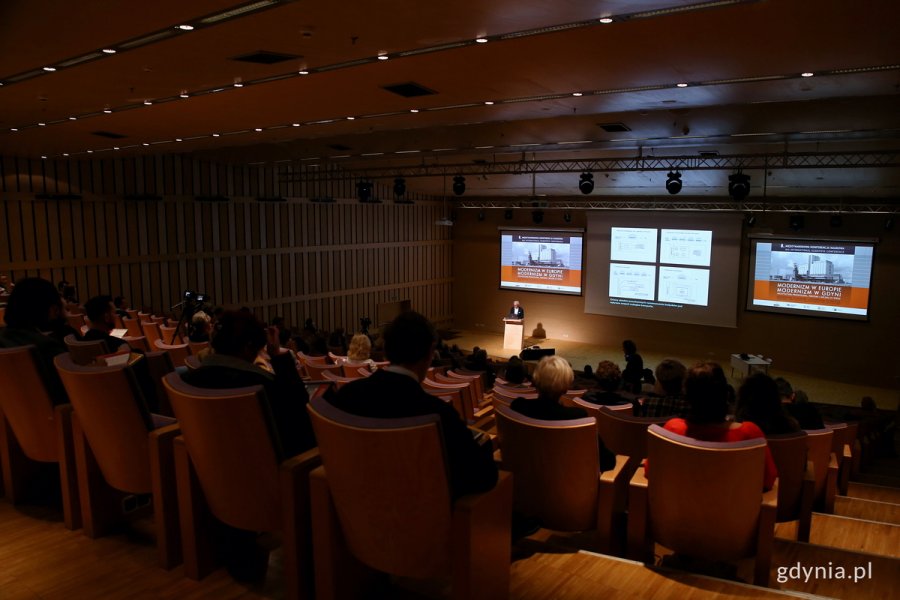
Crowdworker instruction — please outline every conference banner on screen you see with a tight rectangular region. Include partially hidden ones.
[748,239,874,320]
[499,230,584,295]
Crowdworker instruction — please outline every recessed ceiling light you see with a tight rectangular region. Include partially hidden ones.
[102,48,116,54]
[177,24,194,31]
[38,122,46,126]
[599,17,614,24]
[377,54,389,60]
[43,66,57,72]
[801,71,814,77]
[255,128,263,131]
[87,150,93,153]
[63,153,69,157]
[212,133,220,137]
[142,143,149,146]
[292,123,300,127]
[41,155,47,159]
[409,109,419,113]
[180,92,189,98]
[113,147,120,150]
[10,128,18,132]
[175,138,182,142]
[143,100,152,105]
[233,82,243,88]
[0,82,4,86]
[475,37,488,43]
[347,116,355,120]
[484,101,494,105]
[298,69,309,75]
[103,108,112,114]
[69,116,77,121]
[572,92,583,97]
[676,82,689,88]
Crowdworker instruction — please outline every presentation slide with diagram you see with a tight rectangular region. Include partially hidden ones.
[610,227,658,263]
[660,229,712,267]
[609,263,656,300]
[658,266,710,306]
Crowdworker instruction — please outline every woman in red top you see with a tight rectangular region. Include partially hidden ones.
[663,361,778,491]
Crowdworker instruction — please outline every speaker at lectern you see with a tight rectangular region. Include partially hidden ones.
[503,318,524,351]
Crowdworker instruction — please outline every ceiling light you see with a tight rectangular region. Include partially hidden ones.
[175,138,182,142]
[102,48,116,54]
[212,133,220,137]
[298,70,309,75]
[665,171,683,194]
[475,37,488,43]
[484,101,494,105]
[728,171,751,200]
[347,116,355,120]
[63,153,69,157]
[579,172,594,194]
[409,109,419,113]
[38,122,46,126]
[452,175,466,196]
[676,82,689,88]
[233,82,243,88]
[563,211,572,223]
[572,92,583,97]
[87,150,93,153]
[177,24,194,31]
[377,54,389,60]
[68,116,77,121]
[113,147,120,150]
[10,128,18,132]
[180,91,189,98]
[801,72,814,77]
[599,17,614,24]
[143,100,152,105]
[142,143,149,146]
[41,155,47,159]
[103,108,112,114]
[254,128,262,132]
[43,66,57,72]
[292,123,300,127]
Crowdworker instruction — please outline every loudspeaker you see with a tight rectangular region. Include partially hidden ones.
[520,347,555,361]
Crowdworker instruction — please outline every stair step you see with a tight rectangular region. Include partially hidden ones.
[848,482,900,504]
[856,473,900,488]
[834,495,900,525]
[775,513,900,559]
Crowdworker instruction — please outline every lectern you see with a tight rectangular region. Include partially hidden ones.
[503,318,524,351]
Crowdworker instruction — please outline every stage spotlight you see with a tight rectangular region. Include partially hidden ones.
[885,216,895,231]
[452,175,466,195]
[728,171,750,200]
[393,177,406,197]
[830,214,843,228]
[477,210,485,221]
[504,209,513,220]
[356,180,373,202]
[532,210,544,224]
[578,172,594,194]
[665,171,682,195]
[789,214,804,231]
[745,214,756,227]
[563,211,572,223]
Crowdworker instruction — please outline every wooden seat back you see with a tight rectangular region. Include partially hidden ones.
[423,378,476,422]
[184,355,202,371]
[766,431,811,523]
[158,325,182,345]
[646,425,767,560]
[54,353,154,493]
[64,334,109,366]
[122,317,143,338]
[187,341,209,356]
[307,395,453,578]
[321,369,355,390]
[339,361,371,378]
[142,321,163,349]
[163,373,283,532]
[0,345,63,462]
[305,361,343,381]
[66,313,86,331]
[445,370,485,406]
[804,427,835,507]
[588,403,667,458]
[122,335,149,352]
[154,339,191,367]
[495,404,600,531]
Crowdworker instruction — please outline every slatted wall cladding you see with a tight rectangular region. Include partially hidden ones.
[0,155,453,331]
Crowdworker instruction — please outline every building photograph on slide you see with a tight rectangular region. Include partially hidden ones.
[749,238,875,320]
[500,229,584,295]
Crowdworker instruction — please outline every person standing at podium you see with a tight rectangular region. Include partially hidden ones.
[507,300,524,320]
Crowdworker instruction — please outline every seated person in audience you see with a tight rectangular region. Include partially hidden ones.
[510,356,617,471]
[640,367,656,394]
[82,295,131,353]
[0,273,14,295]
[582,360,635,408]
[58,280,80,307]
[639,358,689,418]
[335,333,377,371]
[188,311,212,343]
[736,373,800,435]
[571,363,596,391]
[621,339,644,394]
[503,356,529,385]
[0,277,71,403]
[113,295,129,319]
[464,347,496,386]
[181,310,315,458]
[775,377,825,430]
[332,311,497,500]
[663,361,777,490]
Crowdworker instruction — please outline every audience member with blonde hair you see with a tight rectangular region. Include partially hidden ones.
[510,355,616,471]
[335,333,377,371]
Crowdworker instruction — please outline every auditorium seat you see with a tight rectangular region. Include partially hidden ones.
[153,339,191,367]
[66,313,86,331]
[163,374,320,599]
[158,325,183,345]
[64,334,109,366]
[142,321,163,349]
[187,341,209,356]
[122,335,150,352]
[307,395,512,600]
[494,404,627,552]
[122,317,143,338]
[827,421,857,496]
[184,355,202,371]
[628,424,777,586]
[54,353,181,568]
[0,345,81,529]
[766,431,815,541]
[304,361,342,381]
[423,377,477,423]
[445,369,486,407]
[805,427,838,512]
[321,369,355,390]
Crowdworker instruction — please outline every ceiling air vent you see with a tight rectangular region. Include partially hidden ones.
[382,82,437,98]
[598,122,631,133]
[232,51,300,65]
[92,130,127,139]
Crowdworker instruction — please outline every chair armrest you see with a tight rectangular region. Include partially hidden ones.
[599,454,630,484]
[626,466,649,561]
[597,454,632,556]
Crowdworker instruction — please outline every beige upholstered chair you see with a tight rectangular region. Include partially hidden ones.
[766,431,815,541]
[163,373,320,600]
[627,425,778,586]
[64,333,109,365]
[804,427,838,512]
[308,395,512,600]
[0,345,81,529]
[494,403,626,552]
[54,353,181,568]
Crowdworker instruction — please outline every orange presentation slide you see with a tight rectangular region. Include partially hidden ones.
[501,265,582,287]
[753,280,869,309]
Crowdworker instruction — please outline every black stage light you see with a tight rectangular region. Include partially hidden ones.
[356,180,373,202]
[745,214,757,227]
[477,210,485,221]
[393,177,406,197]
[830,214,843,228]
[728,171,750,201]
[885,216,895,231]
[578,172,594,194]
[665,171,682,195]
[504,209,513,220]
[532,210,544,224]
[452,175,466,195]
[563,211,572,223]
[789,214,805,231]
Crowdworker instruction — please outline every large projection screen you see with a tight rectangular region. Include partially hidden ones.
[747,236,875,321]
[584,212,742,328]
[499,228,584,295]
